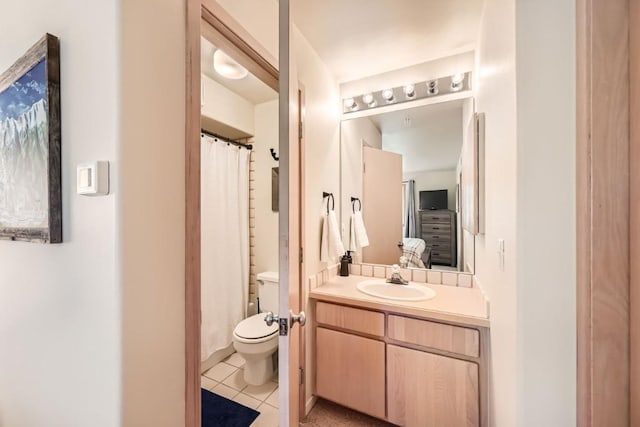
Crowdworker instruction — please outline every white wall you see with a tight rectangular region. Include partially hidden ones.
[475,0,577,425]
[403,169,457,211]
[202,74,256,136]
[215,0,279,62]
[254,100,280,277]
[515,0,576,425]
[474,0,519,425]
[293,27,342,407]
[339,117,381,247]
[0,3,121,426]
[340,51,475,99]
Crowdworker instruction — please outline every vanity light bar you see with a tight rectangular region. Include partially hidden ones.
[341,72,471,114]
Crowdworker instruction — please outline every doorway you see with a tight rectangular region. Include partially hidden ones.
[185,2,293,426]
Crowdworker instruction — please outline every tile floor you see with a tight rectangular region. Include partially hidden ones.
[202,352,279,427]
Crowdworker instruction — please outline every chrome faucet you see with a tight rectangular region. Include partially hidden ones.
[387,264,409,285]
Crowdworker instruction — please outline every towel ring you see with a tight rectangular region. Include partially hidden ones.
[322,192,335,214]
[351,197,361,213]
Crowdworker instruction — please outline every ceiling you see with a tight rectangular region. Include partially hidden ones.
[373,100,464,173]
[200,37,277,105]
[293,0,484,83]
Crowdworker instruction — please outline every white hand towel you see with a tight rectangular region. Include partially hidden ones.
[354,211,370,248]
[320,214,330,262]
[328,210,346,259]
[348,214,358,252]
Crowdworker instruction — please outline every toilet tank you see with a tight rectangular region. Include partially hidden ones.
[257,271,279,313]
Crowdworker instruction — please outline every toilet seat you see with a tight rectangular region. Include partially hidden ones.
[233,313,278,344]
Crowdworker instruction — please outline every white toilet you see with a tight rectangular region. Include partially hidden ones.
[232,271,279,386]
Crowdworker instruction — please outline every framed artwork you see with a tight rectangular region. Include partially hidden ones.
[0,34,61,243]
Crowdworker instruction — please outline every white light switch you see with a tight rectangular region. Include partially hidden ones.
[77,161,109,196]
[497,238,505,272]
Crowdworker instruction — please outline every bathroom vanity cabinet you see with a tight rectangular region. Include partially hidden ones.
[313,300,488,427]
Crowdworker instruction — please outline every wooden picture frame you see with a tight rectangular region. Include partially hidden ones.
[0,33,61,243]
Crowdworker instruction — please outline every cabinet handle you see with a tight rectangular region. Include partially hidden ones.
[432,227,439,230]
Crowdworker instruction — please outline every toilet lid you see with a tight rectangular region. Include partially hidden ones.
[234,313,279,340]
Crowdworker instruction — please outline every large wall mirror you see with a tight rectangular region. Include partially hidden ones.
[340,96,477,273]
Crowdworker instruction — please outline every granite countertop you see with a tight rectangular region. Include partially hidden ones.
[309,274,490,328]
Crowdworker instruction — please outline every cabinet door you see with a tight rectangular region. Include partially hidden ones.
[387,345,479,427]
[316,327,386,419]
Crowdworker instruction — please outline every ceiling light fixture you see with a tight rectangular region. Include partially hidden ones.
[403,84,416,99]
[362,93,376,108]
[450,73,465,91]
[382,89,395,103]
[343,98,358,110]
[213,49,249,80]
[427,80,439,95]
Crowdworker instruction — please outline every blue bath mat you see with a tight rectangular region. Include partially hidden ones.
[201,388,260,427]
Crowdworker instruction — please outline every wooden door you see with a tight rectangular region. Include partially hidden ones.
[279,0,303,425]
[362,147,403,265]
[315,328,386,419]
[387,345,479,427]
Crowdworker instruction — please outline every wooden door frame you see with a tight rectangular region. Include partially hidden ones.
[630,0,640,424]
[184,2,284,426]
[576,0,632,425]
[297,84,307,419]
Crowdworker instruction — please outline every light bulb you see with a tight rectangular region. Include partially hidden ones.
[213,49,248,79]
[362,93,376,107]
[382,89,395,102]
[451,73,465,91]
[427,80,439,95]
[451,73,465,84]
[403,84,415,98]
[343,98,357,110]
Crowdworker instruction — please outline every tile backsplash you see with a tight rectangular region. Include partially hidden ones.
[348,263,475,288]
[308,262,475,290]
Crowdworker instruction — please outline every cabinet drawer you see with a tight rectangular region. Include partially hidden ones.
[388,315,480,357]
[420,212,451,223]
[421,223,451,233]
[425,241,451,251]
[431,251,452,262]
[316,302,385,337]
[422,232,451,242]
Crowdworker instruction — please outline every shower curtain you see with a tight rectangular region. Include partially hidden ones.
[201,134,250,361]
[404,180,417,238]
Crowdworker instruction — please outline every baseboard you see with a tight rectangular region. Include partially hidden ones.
[305,394,318,416]
[200,343,235,374]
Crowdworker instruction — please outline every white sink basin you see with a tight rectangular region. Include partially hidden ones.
[356,279,436,302]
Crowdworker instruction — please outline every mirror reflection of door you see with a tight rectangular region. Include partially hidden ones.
[362,146,402,265]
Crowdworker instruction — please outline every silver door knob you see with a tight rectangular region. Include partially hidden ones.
[290,310,306,327]
[264,312,278,326]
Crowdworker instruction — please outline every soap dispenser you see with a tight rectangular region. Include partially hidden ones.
[340,251,352,277]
